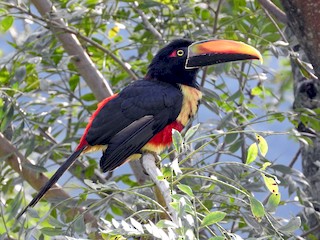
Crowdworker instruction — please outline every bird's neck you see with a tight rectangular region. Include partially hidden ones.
[144,72,199,89]
[176,84,202,126]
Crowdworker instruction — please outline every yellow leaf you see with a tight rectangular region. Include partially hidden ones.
[262,174,279,194]
[108,26,119,38]
[256,134,268,157]
[261,162,271,171]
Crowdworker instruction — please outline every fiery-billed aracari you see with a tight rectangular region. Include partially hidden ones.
[17,39,262,218]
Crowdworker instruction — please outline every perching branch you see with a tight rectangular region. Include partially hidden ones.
[141,153,178,224]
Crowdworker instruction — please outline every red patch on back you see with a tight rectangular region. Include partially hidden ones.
[76,94,119,150]
[148,121,184,147]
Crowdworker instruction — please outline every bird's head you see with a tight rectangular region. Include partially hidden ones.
[146,39,262,87]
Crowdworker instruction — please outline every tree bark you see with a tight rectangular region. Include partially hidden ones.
[280,0,320,237]
[281,0,320,78]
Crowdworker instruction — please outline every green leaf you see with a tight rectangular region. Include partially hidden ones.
[69,75,80,92]
[294,58,315,79]
[86,0,99,5]
[0,16,14,32]
[266,193,281,212]
[227,89,242,102]
[0,67,10,84]
[74,215,86,233]
[256,134,268,157]
[156,220,178,228]
[23,162,47,173]
[172,129,183,153]
[25,136,35,157]
[251,86,263,96]
[25,64,39,92]
[81,93,96,101]
[7,191,22,220]
[201,9,210,20]
[0,104,14,132]
[229,138,243,153]
[177,184,194,198]
[40,227,64,236]
[225,132,238,144]
[201,211,226,227]
[26,208,40,219]
[48,216,65,228]
[249,196,265,219]
[111,204,123,216]
[278,217,301,233]
[246,143,258,164]
[185,123,200,141]
[272,164,293,174]
[208,237,226,240]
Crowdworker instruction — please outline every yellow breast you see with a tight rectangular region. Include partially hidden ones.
[177,84,202,126]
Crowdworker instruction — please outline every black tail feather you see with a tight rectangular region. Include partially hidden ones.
[17,147,85,219]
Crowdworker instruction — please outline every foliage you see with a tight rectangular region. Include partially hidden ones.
[0,0,314,239]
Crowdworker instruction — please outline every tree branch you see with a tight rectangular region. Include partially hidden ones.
[142,153,178,224]
[31,0,113,100]
[0,133,99,230]
[258,0,287,24]
[131,2,164,43]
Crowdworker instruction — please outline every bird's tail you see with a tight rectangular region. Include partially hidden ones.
[17,146,86,219]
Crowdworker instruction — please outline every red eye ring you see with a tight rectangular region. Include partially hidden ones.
[169,50,177,58]
[169,49,184,58]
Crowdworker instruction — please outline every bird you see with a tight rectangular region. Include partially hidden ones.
[17,38,262,219]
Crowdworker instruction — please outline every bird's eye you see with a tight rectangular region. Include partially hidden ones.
[169,49,185,58]
[177,49,184,56]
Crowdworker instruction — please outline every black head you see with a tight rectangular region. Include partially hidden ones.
[146,38,262,87]
[146,39,198,87]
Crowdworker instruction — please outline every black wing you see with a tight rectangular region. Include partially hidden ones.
[86,80,183,172]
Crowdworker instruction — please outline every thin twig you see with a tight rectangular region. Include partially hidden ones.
[213,141,226,163]
[288,148,301,168]
[258,0,287,24]
[131,2,163,43]
[213,0,224,35]
[200,67,208,87]
[300,223,320,238]
[261,5,289,45]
